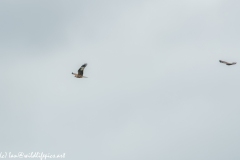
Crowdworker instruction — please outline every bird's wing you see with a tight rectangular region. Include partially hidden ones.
[219,60,228,64]
[78,63,87,75]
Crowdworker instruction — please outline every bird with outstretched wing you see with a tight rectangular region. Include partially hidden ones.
[219,60,237,65]
[72,63,88,78]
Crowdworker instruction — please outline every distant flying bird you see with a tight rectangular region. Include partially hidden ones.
[219,60,237,65]
[72,63,88,78]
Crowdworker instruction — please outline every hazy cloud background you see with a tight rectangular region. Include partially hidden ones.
[1,0,240,159]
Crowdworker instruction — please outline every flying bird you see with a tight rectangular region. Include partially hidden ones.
[72,63,88,78]
[219,60,237,65]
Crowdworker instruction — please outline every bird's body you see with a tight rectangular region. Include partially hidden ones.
[72,63,88,78]
[219,60,237,65]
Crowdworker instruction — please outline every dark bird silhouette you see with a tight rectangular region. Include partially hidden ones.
[219,60,237,65]
[72,63,88,78]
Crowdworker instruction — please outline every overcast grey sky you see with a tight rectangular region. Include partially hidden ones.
[1,0,240,159]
